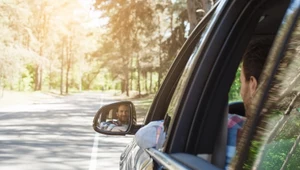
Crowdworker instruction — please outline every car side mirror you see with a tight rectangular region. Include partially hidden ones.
[93,101,137,135]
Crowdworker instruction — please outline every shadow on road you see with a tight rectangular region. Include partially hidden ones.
[0,92,136,170]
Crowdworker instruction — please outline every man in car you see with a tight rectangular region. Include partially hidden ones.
[135,37,272,168]
[100,104,130,132]
[226,38,272,167]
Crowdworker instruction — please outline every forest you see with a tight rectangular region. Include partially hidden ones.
[0,0,240,100]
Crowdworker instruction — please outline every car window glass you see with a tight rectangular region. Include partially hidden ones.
[161,0,227,146]
[238,5,300,170]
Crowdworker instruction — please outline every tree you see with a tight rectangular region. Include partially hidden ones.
[94,0,155,96]
[0,0,220,95]
[0,0,39,90]
[187,0,216,33]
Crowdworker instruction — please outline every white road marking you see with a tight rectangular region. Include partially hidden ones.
[89,96,103,170]
[89,133,100,170]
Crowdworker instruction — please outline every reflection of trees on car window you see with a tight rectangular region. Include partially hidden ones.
[165,26,211,123]
[166,41,202,118]
[242,17,300,169]
[257,112,300,169]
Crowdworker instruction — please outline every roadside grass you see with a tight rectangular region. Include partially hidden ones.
[130,95,155,124]
[109,91,155,124]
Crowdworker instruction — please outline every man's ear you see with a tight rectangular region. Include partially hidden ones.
[249,76,258,96]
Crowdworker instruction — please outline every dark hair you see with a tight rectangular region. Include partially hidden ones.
[242,38,273,82]
[117,104,129,112]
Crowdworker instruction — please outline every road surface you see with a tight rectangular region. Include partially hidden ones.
[0,92,134,170]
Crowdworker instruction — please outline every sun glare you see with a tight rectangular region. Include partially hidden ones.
[77,0,107,27]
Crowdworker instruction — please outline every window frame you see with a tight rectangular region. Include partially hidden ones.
[143,0,284,168]
[166,0,268,154]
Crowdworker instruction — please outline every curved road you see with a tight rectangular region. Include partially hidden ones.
[0,92,134,170]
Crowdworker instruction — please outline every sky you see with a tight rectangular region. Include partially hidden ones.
[77,0,108,27]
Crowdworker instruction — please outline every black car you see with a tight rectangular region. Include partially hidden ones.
[93,0,300,169]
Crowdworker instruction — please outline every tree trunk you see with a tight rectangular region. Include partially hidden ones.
[38,67,43,90]
[202,0,213,13]
[86,75,92,90]
[120,52,130,96]
[137,58,141,97]
[37,12,48,91]
[121,80,125,94]
[187,0,214,34]
[157,38,162,88]
[169,0,173,31]
[130,56,133,91]
[0,76,3,97]
[34,65,40,91]
[60,42,64,95]
[126,76,129,97]
[187,0,198,34]
[157,13,163,88]
[158,68,162,89]
[65,61,70,94]
[125,56,130,96]
[79,79,82,91]
[18,71,21,91]
[150,71,153,93]
[49,62,52,91]
[65,35,72,94]
[78,69,82,92]
[38,39,43,91]
[144,72,148,94]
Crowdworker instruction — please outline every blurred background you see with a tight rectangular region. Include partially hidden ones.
[0,0,241,101]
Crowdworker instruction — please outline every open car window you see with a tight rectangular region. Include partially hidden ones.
[162,0,225,144]
[231,1,300,169]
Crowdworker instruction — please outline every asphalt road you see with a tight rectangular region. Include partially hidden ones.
[0,92,134,170]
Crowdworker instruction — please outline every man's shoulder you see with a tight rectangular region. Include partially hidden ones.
[111,124,128,132]
[228,114,245,128]
[135,120,165,149]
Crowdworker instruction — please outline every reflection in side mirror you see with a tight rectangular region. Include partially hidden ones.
[93,101,137,135]
[99,104,130,132]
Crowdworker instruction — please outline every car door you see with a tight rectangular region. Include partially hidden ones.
[142,0,293,169]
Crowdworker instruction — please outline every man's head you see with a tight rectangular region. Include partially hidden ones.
[240,38,272,112]
[116,104,130,123]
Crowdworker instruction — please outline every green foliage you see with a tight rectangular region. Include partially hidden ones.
[244,111,300,170]
[286,142,300,170]
[229,66,242,101]
[258,139,294,169]
[243,140,262,170]
[0,0,220,96]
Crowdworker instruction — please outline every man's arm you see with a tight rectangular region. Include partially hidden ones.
[135,120,165,149]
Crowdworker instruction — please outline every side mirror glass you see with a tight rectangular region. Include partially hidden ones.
[93,101,136,135]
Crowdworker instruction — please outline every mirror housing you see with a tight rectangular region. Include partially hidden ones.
[93,101,138,135]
